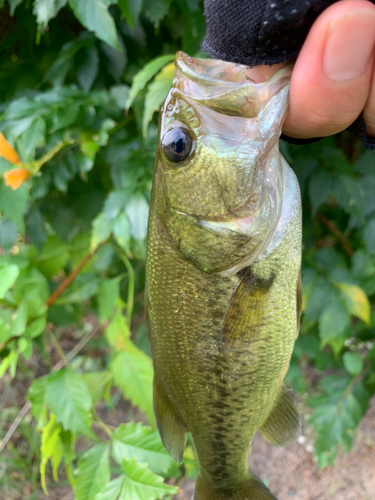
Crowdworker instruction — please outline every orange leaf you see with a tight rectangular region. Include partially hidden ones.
[0,132,20,165]
[4,168,32,190]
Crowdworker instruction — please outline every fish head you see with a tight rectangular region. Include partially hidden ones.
[154,52,292,275]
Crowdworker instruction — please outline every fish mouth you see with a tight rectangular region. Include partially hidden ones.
[173,51,292,118]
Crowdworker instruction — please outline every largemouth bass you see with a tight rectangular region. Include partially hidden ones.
[146,51,302,500]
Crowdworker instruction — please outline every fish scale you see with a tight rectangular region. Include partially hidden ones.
[146,52,302,500]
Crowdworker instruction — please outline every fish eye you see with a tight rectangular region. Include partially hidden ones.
[162,128,193,162]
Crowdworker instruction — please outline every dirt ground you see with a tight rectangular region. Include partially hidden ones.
[175,396,375,500]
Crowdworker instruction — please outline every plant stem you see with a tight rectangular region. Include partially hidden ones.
[30,138,74,174]
[115,247,135,327]
[93,416,113,438]
[316,212,354,257]
[47,328,69,367]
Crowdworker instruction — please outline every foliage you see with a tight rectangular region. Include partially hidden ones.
[0,0,374,497]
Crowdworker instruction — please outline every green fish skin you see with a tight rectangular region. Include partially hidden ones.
[146,52,302,500]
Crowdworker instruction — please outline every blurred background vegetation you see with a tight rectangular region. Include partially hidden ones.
[0,0,374,498]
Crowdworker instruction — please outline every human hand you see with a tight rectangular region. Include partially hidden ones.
[258,0,375,139]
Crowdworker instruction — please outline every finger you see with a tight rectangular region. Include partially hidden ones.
[363,65,375,136]
[282,0,375,139]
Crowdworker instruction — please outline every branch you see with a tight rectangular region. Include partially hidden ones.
[316,212,354,257]
[45,245,100,308]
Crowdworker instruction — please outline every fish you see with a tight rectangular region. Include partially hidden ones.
[145,51,302,500]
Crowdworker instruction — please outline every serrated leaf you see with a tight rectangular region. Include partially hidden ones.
[40,414,64,494]
[343,352,363,375]
[68,0,121,51]
[111,347,155,426]
[81,371,112,405]
[143,0,171,25]
[119,0,143,28]
[142,62,174,137]
[105,312,130,349]
[95,459,178,500]
[126,54,174,110]
[27,375,49,428]
[335,282,370,324]
[45,368,94,435]
[112,422,176,474]
[0,263,19,299]
[75,443,110,500]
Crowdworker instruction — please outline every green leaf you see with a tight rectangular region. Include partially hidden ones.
[68,0,121,51]
[363,217,375,255]
[125,193,149,241]
[98,278,121,322]
[8,0,23,15]
[91,212,113,250]
[119,0,143,27]
[0,263,19,299]
[95,459,178,500]
[113,212,131,254]
[76,44,99,91]
[0,180,28,231]
[81,371,112,405]
[12,302,28,336]
[143,0,171,25]
[27,375,49,428]
[142,62,174,137]
[36,235,70,278]
[343,352,363,375]
[25,316,46,339]
[333,174,365,221]
[111,347,155,426]
[112,422,176,474]
[126,54,174,110]
[105,311,130,349]
[33,0,67,31]
[318,297,350,343]
[40,414,64,494]
[110,85,130,109]
[45,368,94,436]
[45,33,94,85]
[20,116,46,160]
[335,282,370,324]
[75,443,110,500]
[0,218,18,251]
[308,170,333,215]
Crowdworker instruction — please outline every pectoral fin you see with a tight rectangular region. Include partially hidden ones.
[222,270,274,347]
[153,378,186,463]
[259,385,301,447]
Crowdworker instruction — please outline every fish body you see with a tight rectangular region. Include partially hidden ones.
[146,52,302,500]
